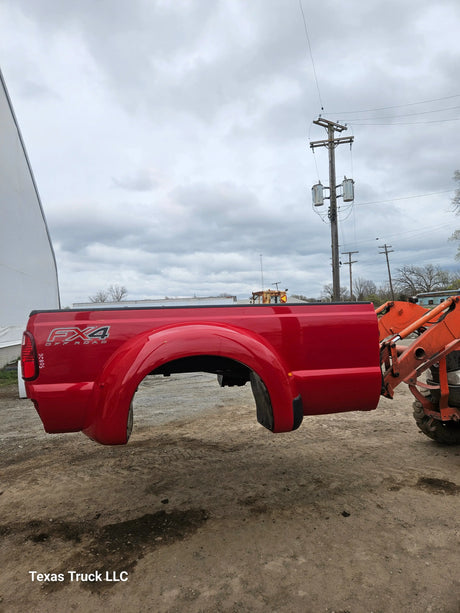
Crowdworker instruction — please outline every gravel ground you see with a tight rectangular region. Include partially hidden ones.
[0,374,459,613]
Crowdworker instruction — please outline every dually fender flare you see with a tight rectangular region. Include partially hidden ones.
[83,322,300,444]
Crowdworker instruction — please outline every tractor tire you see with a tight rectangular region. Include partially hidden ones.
[413,400,460,445]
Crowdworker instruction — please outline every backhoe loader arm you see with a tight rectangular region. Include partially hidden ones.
[380,296,460,424]
[377,300,431,341]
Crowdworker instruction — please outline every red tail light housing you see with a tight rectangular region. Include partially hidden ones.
[21,331,39,381]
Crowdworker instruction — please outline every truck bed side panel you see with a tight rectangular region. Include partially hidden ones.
[24,303,381,443]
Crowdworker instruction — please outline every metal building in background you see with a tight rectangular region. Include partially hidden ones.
[0,67,60,367]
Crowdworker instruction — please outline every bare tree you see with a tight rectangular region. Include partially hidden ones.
[375,283,396,304]
[321,283,350,302]
[290,294,311,302]
[353,278,377,301]
[89,289,109,303]
[89,285,128,303]
[450,171,460,258]
[447,272,460,288]
[449,228,460,261]
[395,265,450,296]
[452,170,460,213]
[108,284,128,301]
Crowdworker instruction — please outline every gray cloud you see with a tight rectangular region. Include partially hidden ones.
[1,0,459,305]
[112,169,159,192]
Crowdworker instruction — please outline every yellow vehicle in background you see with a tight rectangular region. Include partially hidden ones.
[250,290,288,304]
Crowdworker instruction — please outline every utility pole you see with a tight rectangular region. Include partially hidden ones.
[378,244,395,301]
[259,254,264,290]
[341,250,359,301]
[310,118,354,301]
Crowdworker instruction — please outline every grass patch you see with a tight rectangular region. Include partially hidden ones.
[0,362,18,386]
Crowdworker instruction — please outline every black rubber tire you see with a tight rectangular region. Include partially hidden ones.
[413,400,460,445]
[126,401,134,442]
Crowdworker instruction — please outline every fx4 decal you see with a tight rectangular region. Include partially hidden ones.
[46,326,110,345]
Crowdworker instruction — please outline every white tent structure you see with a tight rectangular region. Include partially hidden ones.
[0,68,60,368]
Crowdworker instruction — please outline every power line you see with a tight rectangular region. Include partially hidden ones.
[354,189,454,207]
[339,105,460,122]
[330,94,460,115]
[298,0,324,112]
[341,221,453,248]
[350,117,460,126]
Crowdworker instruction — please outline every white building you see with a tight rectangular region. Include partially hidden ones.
[0,68,60,367]
[72,296,238,309]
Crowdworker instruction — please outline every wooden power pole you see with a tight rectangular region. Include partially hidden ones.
[310,118,354,301]
[379,243,395,300]
[341,250,359,300]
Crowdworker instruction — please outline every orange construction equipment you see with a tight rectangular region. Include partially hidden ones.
[378,297,460,444]
[376,300,430,341]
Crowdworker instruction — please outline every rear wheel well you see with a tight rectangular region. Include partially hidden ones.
[150,355,251,386]
[147,355,278,431]
[144,354,302,433]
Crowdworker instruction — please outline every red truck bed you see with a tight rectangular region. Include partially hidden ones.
[22,302,381,444]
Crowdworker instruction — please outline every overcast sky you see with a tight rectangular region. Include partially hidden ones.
[1,0,460,306]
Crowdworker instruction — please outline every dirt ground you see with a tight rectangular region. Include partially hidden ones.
[0,373,459,613]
